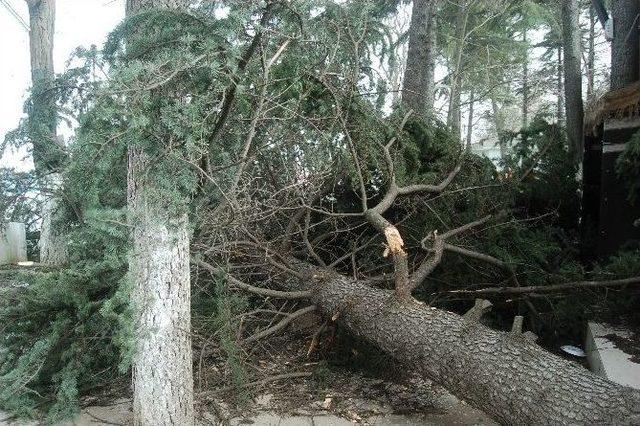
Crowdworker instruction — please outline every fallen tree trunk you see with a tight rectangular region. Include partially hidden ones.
[287,268,640,425]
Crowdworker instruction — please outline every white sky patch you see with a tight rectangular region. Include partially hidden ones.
[213,5,229,20]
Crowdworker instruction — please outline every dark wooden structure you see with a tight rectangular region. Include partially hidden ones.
[582,83,640,259]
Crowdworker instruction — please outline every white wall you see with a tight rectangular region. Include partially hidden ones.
[0,222,27,265]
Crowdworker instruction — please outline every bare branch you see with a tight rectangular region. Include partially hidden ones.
[410,215,493,293]
[244,305,317,343]
[229,39,292,196]
[448,276,640,296]
[193,259,313,300]
[397,162,462,197]
[443,243,507,269]
[379,109,414,184]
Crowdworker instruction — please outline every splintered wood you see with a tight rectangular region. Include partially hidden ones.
[383,226,405,257]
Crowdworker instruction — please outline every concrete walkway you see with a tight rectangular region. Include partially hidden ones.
[1,395,495,425]
[586,321,640,389]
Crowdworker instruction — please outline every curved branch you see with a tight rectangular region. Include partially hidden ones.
[410,215,493,293]
[244,305,317,343]
[193,259,313,299]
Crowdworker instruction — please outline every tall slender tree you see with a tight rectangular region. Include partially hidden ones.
[25,0,68,265]
[521,29,529,129]
[561,0,583,163]
[402,0,438,120]
[466,89,474,148]
[125,0,194,424]
[587,4,596,101]
[447,0,468,140]
[557,46,564,125]
[610,0,640,90]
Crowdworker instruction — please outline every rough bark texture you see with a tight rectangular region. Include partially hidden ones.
[611,0,640,90]
[26,0,68,265]
[521,30,529,129]
[561,0,584,163]
[587,5,596,101]
[402,0,437,119]
[26,0,57,170]
[296,269,640,425]
[27,0,54,104]
[39,174,68,266]
[126,1,194,425]
[466,89,474,148]
[557,46,564,125]
[128,149,194,426]
[447,0,467,140]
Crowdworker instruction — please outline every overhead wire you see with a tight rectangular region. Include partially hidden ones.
[0,0,29,32]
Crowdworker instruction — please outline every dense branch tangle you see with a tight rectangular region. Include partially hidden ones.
[184,4,640,424]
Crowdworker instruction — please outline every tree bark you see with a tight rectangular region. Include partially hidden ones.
[561,0,584,164]
[282,265,640,425]
[521,30,529,130]
[128,154,194,426]
[490,97,505,158]
[466,89,474,149]
[38,174,68,265]
[25,0,68,265]
[125,1,194,425]
[402,0,438,120]
[557,46,564,125]
[610,0,640,90]
[447,0,467,140]
[587,4,596,101]
[26,0,55,165]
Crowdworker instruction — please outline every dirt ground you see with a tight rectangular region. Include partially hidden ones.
[1,317,497,425]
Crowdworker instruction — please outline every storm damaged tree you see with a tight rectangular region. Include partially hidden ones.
[128,2,638,423]
[3,1,640,424]
[188,6,640,424]
[25,0,68,265]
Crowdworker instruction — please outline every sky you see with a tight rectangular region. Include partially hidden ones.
[0,0,124,171]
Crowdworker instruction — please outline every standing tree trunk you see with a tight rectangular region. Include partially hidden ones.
[125,1,194,425]
[490,97,506,158]
[447,0,468,140]
[466,89,474,149]
[25,0,68,265]
[610,0,640,90]
[561,0,584,164]
[521,30,529,130]
[587,4,596,101]
[402,0,438,120]
[557,46,564,125]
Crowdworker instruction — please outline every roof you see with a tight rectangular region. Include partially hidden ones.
[585,81,640,137]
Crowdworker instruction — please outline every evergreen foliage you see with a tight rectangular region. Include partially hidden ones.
[0,0,639,421]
